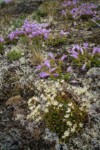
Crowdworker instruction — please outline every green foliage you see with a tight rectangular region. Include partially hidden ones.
[43,92,87,142]
[80,14,93,20]
[36,9,47,18]
[47,36,66,46]
[40,1,59,18]
[72,51,100,69]
[11,17,25,30]
[7,50,22,61]
[32,7,47,22]
[62,73,70,81]
[91,54,100,67]
[0,44,4,54]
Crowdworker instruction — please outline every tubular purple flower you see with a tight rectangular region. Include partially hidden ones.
[92,47,100,55]
[67,66,72,72]
[79,47,84,54]
[36,65,42,69]
[60,30,69,36]
[48,52,55,59]
[70,53,78,59]
[53,73,59,77]
[72,44,80,51]
[72,45,84,54]
[70,49,78,55]
[44,60,51,68]
[60,54,67,61]
[49,68,57,73]
[83,43,88,49]
[61,10,66,16]
[39,72,50,78]
[82,62,87,71]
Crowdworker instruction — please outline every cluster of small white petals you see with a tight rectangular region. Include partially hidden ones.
[27,79,85,139]
[27,79,65,123]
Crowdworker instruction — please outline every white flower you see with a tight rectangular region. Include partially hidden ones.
[64,114,70,118]
[44,108,49,113]
[67,121,72,126]
[53,101,59,106]
[59,104,63,107]
[60,80,64,83]
[71,127,75,133]
[71,124,77,133]
[68,103,73,107]
[66,108,71,113]
[79,123,83,127]
[62,130,70,139]
[47,95,51,99]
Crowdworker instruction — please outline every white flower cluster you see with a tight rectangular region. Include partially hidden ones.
[27,79,86,141]
[27,79,65,122]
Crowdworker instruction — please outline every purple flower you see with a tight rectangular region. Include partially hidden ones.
[49,68,57,73]
[60,54,67,61]
[72,44,80,51]
[0,38,4,43]
[53,73,59,77]
[8,29,25,40]
[48,52,54,59]
[79,47,84,54]
[83,43,88,49]
[71,8,78,15]
[36,65,42,69]
[39,72,50,78]
[60,30,70,36]
[67,66,72,72]
[44,60,50,68]
[82,62,87,71]
[70,49,78,55]
[61,10,66,16]
[72,45,84,54]
[92,47,100,55]
[70,53,78,59]
[70,80,77,83]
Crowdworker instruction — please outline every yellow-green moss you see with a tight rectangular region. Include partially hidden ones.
[47,36,66,46]
[0,44,4,55]
[7,50,22,61]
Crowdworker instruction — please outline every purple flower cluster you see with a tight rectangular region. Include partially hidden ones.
[71,3,97,19]
[69,44,84,59]
[61,1,99,20]
[22,20,51,39]
[8,20,51,41]
[8,29,25,41]
[36,53,67,78]
[69,44,100,70]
